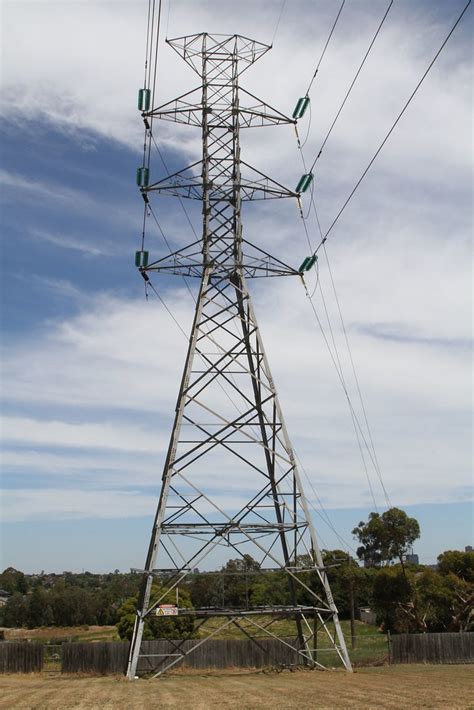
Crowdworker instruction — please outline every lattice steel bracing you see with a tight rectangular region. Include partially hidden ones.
[127,33,351,679]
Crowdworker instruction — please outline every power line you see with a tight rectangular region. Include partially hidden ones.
[146,0,163,173]
[299,197,386,509]
[314,275,378,512]
[321,242,391,508]
[143,0,152,89]
[295,1,392,219]
[303,190,390,507]
[294,0,345,150]
[303,279,387,508]
[311,0,472,254]
[297,0,472,510]
[139,0,163,251]
[146,279,188,338]
[165,0,172,38]
[298,148,388,511]
[308,0,394,174]
[305,0,346,96]
[271,0,287,46]
[299,101,313,149]
[150,132,199,240]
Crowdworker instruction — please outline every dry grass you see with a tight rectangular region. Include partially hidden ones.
[194,618,388,666]
[1,626,119,644]
[0,665,472,709]
[1,621,387,666]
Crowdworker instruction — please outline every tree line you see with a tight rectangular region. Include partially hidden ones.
[1,508,472,636]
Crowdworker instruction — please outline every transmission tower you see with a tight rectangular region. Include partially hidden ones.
[127,32,351,679]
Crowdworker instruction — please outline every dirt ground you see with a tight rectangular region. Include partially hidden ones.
[0,665,473,709]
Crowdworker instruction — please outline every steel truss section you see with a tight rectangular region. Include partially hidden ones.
[127,32,352,679]
[142,238,300,279]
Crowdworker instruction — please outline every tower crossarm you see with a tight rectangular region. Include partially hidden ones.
[166,33,272,76]
[141,238,299,279]
[144,163,297,201]
[147,86,295,129]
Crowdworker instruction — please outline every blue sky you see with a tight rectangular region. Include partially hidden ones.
[1,0,472,572]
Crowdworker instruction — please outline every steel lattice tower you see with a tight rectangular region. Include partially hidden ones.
[127,33,351,679]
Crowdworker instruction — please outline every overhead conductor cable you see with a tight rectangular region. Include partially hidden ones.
[308,0,472,256]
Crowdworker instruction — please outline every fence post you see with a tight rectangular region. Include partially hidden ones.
[312,613,318,666]
[348,554,357,651]
[387,630,391,664]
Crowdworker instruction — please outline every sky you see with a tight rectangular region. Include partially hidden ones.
[0,0,472,573]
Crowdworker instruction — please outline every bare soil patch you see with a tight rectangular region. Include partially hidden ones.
[0,665,472,709]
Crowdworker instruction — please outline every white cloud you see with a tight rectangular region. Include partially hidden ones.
[1,290,192,411]
[2,0,471,187]
[1,416,167,454]
[29,229,107,257]
[0,169,97,211]
[0,1,471,532]
[0,169,141,231]
[1,488,156,522]
[1,278,471,522]
[0,487,254,523]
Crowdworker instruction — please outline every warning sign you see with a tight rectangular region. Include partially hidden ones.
[156,604,178,617]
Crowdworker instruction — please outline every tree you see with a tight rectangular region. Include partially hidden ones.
[371,566,414,632]
[0,567,28,595]
[437,550,474,582]
[49,585,97,626]
[116,585,194,641]
[220,555,261,608]
[352,507,420,568]
[187,573,223,609]
[3,592,29,627]
[413,568,472,632]
[28,587,53,628]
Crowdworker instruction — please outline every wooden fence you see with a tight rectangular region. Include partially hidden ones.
[62,637,302,674]
[4,632,472,674]
[390,633,474,665]
[0,642,44,673]
[62,641,128,674]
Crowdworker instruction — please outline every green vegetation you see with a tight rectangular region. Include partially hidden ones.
[0,568,141,632]
[188,616,387,667]
[116,585,194,641]
[352,507,420,568]
[1,508,472,644]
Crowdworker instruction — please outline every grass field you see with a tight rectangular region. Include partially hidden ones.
[1,626,119,644]
[0,665,472,709]
[2,620,386,662]
[2,620,388,670]
[194,618,388,666]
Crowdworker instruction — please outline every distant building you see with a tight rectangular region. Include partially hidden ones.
[362,559,376,569]
[0,589,11,607]
[359,607,377,625]
[465,546,473,553]
[405,553,419,565]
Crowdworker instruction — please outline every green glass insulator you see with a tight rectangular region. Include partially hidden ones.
[293,96,310,119]
[136,167,149,187]
[296,173,313,193]
[298,257,311,272]
[292,97,305,119]
[138,88,151,111]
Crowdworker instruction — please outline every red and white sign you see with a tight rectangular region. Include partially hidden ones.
[156,604,178,617]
